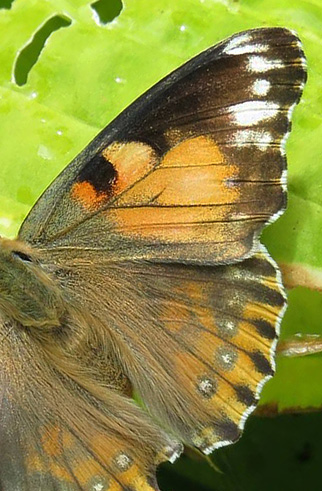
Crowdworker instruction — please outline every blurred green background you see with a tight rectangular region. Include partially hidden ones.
[0,0,321,489]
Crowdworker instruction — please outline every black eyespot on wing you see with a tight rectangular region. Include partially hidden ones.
[250,351,274,376]
[77,153,117,194]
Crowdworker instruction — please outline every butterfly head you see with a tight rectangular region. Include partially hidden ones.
[0,238,65,330]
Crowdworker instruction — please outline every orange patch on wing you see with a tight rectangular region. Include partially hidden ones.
[175,292,272,370]
[192,302,272,354]
[71,181,108,210]
[162,135,224,167]
[25,448,45,474]
[41,424,69,457]
[192,328,263,384]
[116,135,238,207]
[108,206,251,243]
[237,298,280,356]
[72,455,107,487]
[102,136,247,247]
[243,300,281,325]
[71,141,157,210]
[102,141,158,195]
[117,464,156,491]
[26,425,74,480]
[160,302,193,333]
[108,483,123,491]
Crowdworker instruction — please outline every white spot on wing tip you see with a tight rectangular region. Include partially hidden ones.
[233,129,273,150]
[223,33,251,54]
[230,100,279,126]
[225,44,268,56]
[248,55,284,73]
[253,79,271,96]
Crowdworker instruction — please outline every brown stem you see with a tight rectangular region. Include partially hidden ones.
[277,334,322,357]
[280,262,322,291]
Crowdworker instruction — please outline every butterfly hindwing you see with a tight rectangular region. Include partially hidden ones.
[0,317,181,490]
[51,245,286,452]
[19,27,306,265]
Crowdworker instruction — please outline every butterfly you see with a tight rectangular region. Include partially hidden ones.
[0,27,306,490]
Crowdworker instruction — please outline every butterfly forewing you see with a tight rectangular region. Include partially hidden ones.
[19,27,306,265]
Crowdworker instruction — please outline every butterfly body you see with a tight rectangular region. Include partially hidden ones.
[0,239,65,329]
[0,27,306,490]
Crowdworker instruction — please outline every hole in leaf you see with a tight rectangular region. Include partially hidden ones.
[0,0,14,9]
[14,15,72,86]
[91,0,123,24]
